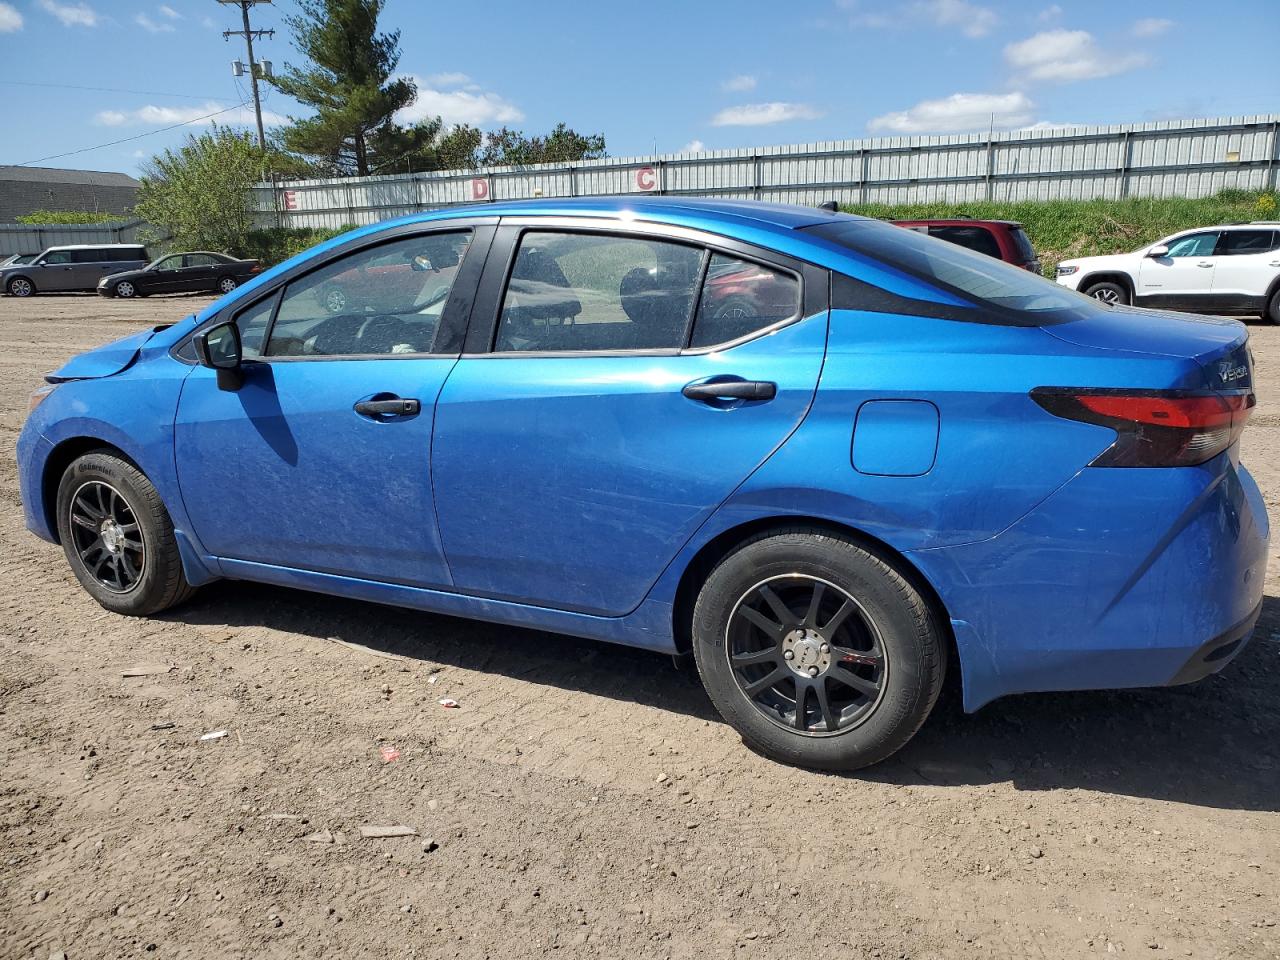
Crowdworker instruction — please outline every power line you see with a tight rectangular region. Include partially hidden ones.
[13,101,250,167]
[0,79,234,101]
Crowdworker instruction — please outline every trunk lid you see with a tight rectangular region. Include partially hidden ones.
[1042,305,1252,391]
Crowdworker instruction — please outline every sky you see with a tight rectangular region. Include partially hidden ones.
[0,0,1277,176]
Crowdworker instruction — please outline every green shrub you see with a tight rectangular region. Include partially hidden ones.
[238,225,358,266]
[15,209,127,225]
[840,189,1277,276]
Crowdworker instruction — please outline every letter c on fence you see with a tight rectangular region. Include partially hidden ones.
[471,178,489,201]
[635,167,656,191]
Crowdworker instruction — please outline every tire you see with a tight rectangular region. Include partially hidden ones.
[691,528,945,771]
[55,451,196,616]
[114,280,136,298]
[217,275,239,294]
[7,276,34,297]
[1082,280,1129,306]
[1267,289,1280,324]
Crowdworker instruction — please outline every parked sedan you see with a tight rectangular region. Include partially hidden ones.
[17,198,1266,771]
[98,252,261,299]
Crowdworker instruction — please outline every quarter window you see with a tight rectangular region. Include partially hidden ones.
[264,231,471,357]
[233,294,276,359]
[494,232,703,352]
[690,254,800,348]
[1164,233,1220,258]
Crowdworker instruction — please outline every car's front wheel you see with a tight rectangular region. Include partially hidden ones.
[1082,280,1129,306]
[691,528,945,771]
[1267,289,1280,324]
[55,451,195,616]
[114,280,136,298]
[217,276,239,294]
[7,276,34,297]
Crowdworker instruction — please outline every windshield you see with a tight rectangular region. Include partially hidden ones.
[805,219,1088,321]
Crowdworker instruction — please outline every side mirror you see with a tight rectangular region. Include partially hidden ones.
[194,321,244,390]
[1147,244,1170,258]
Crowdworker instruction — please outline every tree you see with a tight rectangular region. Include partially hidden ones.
[478,123,607,167]
[134,126,305,254]
[268,0,432,176]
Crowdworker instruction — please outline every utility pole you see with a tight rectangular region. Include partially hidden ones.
[218,0,274,150]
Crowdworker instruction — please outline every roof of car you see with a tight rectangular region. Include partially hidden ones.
[891,219,1024,228]
[417,196,861,231]
[44,243,147,250]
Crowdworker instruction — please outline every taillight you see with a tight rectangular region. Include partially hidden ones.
[1031,389,1255,467]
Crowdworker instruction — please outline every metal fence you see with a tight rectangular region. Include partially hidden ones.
[0,218,151,257]
[250,114,1280,231]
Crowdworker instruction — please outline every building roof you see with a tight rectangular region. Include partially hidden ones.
[0,166,140,188]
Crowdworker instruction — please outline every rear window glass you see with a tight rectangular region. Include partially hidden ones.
[1009,227,1037,262]
[928,225,1001,260]
[806,219,1086,324]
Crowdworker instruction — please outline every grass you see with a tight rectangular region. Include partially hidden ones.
[841,189,1279,276]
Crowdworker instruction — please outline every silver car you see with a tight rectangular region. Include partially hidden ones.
[1,244,149,296]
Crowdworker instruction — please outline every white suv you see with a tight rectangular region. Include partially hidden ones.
[1055,223,1280,322]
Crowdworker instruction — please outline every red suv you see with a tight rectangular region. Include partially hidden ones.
[892,218,1042,274]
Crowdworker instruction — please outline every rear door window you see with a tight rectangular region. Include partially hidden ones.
[71,249,105,263]
[1215,230,1277,255]
[690,254,801,348]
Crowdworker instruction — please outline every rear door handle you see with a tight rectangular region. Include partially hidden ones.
[1269,261,1280,268]
[354,398,420,418]
[682,379,777,403]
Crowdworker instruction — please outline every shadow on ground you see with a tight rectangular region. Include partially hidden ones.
[169,583,1280,811]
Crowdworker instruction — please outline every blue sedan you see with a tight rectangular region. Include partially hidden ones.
[16,198,1268,770]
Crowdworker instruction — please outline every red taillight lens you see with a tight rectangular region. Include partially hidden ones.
[1032,389,1255,467]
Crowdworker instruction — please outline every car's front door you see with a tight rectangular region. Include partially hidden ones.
[430,223,829,616]
[35,250,76,291]
[174,225,491,587]
[146,255,187,293]
[1136,231,1221,308]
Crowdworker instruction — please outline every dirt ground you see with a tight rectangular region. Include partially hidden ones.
[1,292,1277,960]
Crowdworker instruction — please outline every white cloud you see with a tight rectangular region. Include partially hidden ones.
[869,91,1036,134]
[200,15,215,28]
[424,72,471,87]
[711,102,823,126]
[1004,29,1148,82]
[916,0,997,38]
[843,0,997,38]
[722,74,757,93]
[1132,17,1173,37]
[0,2,23,31]
[679,139,706,153]
[395,75,524,126]
[95,101,287,128]
[1037,4,1062,21]
[135,12,173,32]
[38,0,97,26]
[158,4,179,18]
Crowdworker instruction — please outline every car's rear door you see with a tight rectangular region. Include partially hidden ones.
[174,222,493,587]
[430,220,829,616]
[179,254,220,291]
[1210,229,1279,312]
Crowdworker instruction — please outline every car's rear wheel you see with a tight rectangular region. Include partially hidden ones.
[217,276,238,294]
[1083,280,1129,306]
[114,280,136,298]
[8,277,34,297]
[55,451,195,616]
[691,528,945,771]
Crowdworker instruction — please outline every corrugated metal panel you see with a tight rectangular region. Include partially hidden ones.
[0,218,150,256]
[249,115,1280,228]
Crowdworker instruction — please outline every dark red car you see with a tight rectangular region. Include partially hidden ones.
[892,218,1042,274]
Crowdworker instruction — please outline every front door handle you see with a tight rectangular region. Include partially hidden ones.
[1269,261,1280,268]
[1196,262,1214,268]
[354,397,420,418]
[682,379,777,403]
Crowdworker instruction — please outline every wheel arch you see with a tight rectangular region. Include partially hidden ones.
[669,515,959,678]
[1077,271,1135,299]
[40,437,138,543]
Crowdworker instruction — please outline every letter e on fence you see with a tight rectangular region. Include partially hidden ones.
[471,178,489,201]
[635,166,657,192]
[281,190,298,211]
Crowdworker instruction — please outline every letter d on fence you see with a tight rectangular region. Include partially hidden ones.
[471,178,489,201]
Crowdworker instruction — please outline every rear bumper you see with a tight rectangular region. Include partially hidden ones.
[910,453,1269,710]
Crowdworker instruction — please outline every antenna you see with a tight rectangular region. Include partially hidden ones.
[217,0,274,149]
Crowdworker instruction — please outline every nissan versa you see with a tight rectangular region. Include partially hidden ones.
[17,198,1268,770]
